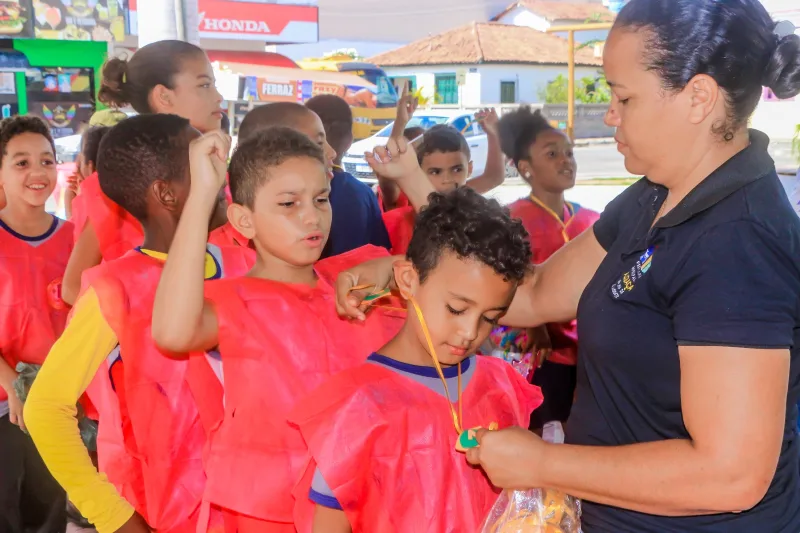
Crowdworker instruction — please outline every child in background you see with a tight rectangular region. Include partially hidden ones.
[25,115,253,533]
[151,127,406,531]
[0,116,72,532]
[292,187,542,533]
[305,94,391,258]
[498,106,599,432]
[62,39,226,305]
[68,125,111,231]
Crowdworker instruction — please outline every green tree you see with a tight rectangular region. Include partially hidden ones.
[539,72,611,104]
[793,124,800,164]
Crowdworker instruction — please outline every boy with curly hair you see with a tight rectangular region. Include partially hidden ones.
[290,187,543,533]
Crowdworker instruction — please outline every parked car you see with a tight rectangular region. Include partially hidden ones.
[341,110,489,184]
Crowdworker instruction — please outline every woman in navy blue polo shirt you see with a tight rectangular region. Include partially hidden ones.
[335,0,800,531]
[463,1,800,532]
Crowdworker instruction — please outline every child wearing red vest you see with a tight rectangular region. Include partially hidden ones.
[152,126,406,532]
[498,106,600,430]
[291,187,542,533]
[0,115,73,532]
[382,112,504,256]
[25,114,254,533]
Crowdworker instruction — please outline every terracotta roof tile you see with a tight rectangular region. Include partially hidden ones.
[514,1,614,22]
[368,22,603,67]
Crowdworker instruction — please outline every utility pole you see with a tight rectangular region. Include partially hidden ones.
[546,22,613,140]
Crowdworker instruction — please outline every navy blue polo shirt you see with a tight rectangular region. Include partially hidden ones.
[321,168,391,259]
[568,131,800,532]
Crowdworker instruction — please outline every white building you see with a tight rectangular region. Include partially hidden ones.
[368,22,603,106]
[492,1,614,44]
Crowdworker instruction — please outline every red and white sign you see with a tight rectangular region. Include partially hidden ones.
[126,0,319,44]
[198,0,318,43]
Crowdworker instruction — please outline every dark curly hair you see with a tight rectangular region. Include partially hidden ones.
[498,106,554,167]
[98,40,207,114]
[407,187,531,284]
[615,0,800,140]
[81,126,111,168]
[229,126,326,209]
[305,94,353,160]
[416,124,471,164]
[0,116,55,167]
[97,114,195,222]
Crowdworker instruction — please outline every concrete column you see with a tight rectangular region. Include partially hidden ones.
[136,0,200,45]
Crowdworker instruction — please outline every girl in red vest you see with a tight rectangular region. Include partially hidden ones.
[498,106,600,432]
[152,127,406,532]
[0,116,73,531]
[25,114,254,533]
[291,187,542,533]
[61,40,240,306]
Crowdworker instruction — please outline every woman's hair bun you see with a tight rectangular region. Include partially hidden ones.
[763,31,800,100]
[98,57,130,108]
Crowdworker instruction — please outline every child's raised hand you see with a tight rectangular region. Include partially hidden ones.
[189,130,230,197]
[365,136,420,182]
[475,107,499,137]
[390,81,419,138]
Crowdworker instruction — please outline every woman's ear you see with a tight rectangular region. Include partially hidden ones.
[392,260,419,300]
[227,203,255,240]
[149,84,174,114]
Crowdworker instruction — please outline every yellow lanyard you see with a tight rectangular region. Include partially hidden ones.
[409,296,464,435]
[352,284,463,434]
[528,194,576,243]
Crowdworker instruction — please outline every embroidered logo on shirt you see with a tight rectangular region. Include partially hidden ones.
[610,246,655,299]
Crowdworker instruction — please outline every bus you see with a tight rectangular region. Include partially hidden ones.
[298,56,399,139]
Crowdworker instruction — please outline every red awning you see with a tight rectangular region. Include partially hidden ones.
[206,51,299,69]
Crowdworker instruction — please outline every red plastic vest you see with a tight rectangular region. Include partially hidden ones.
[508,199,599,366]
[291,356,543,533]
[382,205,415,256]
[0,219,73,402]
[201,245,406,522]
[86,246,252,532]
[208,222,249,249]
[77,173,144,261]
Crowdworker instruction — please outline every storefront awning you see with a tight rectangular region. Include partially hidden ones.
[0,51,32,73]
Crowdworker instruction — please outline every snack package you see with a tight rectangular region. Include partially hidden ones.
[479,488,581,533]
[479,421,580,533]
[481,326,534,381]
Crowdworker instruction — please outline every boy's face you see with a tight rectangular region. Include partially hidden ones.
[233,156,331,269]
[291,111,337,180]
[396,252,516,366]
[420,150,473,193]
[522,129,576,193]
[0,133,57,209]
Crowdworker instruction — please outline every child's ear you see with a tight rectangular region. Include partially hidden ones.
[227,203,255,240]
[392,260,419,299]
[468,160,474,178]
[517,160,533,183]
[152,180,180,212]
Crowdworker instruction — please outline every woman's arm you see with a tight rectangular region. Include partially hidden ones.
[501,227,607,328]
[471,345,787,516]
[62,220,103,306]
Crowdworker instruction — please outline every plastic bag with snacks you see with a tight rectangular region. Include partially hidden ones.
[479,488,581,533]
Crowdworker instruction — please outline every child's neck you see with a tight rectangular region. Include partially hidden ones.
[0,201,52,237]
[530,186,566,219]
[141,227,177,254]
[379,323,460,369]
[249,254,318,287]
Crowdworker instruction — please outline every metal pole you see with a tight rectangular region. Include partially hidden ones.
[567,30,575,140]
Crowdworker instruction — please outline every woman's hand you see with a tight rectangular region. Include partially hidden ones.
[334,255,401,320]
[466,427,546,490]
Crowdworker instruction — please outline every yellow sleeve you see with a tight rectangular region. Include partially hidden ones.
[24,288,135,533]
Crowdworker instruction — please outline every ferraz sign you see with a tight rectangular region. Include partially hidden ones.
[197,0,318,43]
